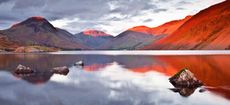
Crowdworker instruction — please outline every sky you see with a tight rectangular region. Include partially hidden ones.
[0,0,225,35]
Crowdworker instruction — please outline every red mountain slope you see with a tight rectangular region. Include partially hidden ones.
[151,16,192,35]
[144,0,230,50]
[128,26,152,35]
[128,16,192,36]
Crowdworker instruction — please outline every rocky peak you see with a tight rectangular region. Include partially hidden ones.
[11,16,56,31]
[82,30,112,37]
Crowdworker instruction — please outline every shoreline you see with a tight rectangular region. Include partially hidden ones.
[0,50,230,55]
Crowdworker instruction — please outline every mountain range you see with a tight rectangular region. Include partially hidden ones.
[0,0,229,52]
[143,0,230,50]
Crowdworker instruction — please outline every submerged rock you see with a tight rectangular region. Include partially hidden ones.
[199,88,207,93]
[51,66,69,75]
[74,61,84,66]
[169,68,203,88]
[169,87,196,97]
[14,64,34,74]
[13,71,53,84]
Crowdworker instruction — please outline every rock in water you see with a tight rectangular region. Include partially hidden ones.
[51,66,69,75]
[169,68,203,88]
[169,87,196,97]
[14,64,34,74]
[74,61,84,66]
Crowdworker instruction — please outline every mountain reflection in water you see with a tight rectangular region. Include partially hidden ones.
[0,54,229,105]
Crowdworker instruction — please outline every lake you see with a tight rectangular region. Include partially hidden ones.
[0,51,229,105]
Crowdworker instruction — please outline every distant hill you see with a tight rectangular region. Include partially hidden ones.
[102,30,164,50]
[129,15,192,36]
[74,30,114,49]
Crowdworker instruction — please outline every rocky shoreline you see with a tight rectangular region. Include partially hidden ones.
[0,46,59,53]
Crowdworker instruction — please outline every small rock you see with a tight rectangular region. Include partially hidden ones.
[169,87,197,97]
[74,61,84,66]
[14,64,34,74]
[199,88,207,93]
[51,66,69,75]
[169,68,203,88]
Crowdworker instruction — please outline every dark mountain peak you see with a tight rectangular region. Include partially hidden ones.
[28,16,47,21]
[82,30,112,37]
[23,16,49,24]
[11,16,56,31]
[13,16,47,26]
[1,16,87,50]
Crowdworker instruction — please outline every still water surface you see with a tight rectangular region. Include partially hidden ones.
[0,52,229,105]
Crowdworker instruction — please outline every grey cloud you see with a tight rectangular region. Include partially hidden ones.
[13,0,46,9]
[153,8,167,13]
[0,0,11,4]
[158,0,171,2]
[176,7,185,10]
[0,14,19,21]
[108,0,157,16]
[176,1,192,6]
[106,17,124,21]
[143,19,153,23]
[0,0,157,25]
[43,0,110,20]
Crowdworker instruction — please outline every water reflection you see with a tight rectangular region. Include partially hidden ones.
[13,71,53,84]
[169,87,197,97]
[156,56,230,99]
[0,54,229,105]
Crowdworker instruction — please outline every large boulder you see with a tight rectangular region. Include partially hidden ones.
[169,68,203,88]
[14,64,34,74]
[51,66,69,75]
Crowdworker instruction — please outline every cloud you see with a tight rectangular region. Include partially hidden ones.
[13,0,46,9]
[176,1,192,6]
[153,8,168,13]
[0,0,11,4]
[176,7,185,10]
[143,19,153,23]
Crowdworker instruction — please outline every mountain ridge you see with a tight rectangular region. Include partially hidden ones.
[143,0,230,50]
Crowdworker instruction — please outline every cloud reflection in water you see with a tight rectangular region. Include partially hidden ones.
[0,54,230,105]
